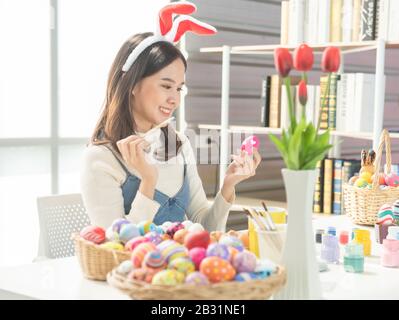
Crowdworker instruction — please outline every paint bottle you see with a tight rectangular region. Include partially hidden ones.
[353,229,371,256]
[381,239,399,267]
[321,234,340,264]
[343,243,364,273]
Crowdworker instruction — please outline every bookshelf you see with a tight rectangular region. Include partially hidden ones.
[198,39,397,189]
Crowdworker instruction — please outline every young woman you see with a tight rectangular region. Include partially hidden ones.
[80,3,261,231]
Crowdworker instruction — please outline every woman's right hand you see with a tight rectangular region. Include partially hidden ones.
[116,135,158,185]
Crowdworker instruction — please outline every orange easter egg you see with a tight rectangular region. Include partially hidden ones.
[228,246,239,262]
[173,229,188,244]
[238,231,249,249]
[199,257,236,283]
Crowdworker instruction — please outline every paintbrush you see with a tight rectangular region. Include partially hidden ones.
[261,201,277,231]
[242,207,268,231]
[140,117,175,152]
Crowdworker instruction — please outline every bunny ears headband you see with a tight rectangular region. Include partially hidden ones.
[122,2,217,72]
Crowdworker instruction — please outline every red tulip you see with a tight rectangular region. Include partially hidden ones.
[321,46,341,73]
[298,80,307,106]
[274,48,293,78]
[293,44,314,71]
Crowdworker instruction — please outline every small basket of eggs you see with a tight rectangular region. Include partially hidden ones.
[106,220,286,300]
[73,219,163,280]
[343,129,399,225]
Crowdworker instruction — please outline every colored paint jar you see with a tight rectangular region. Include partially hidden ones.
[315,229,324,244]
[353,229,371,256]
[327,226,336,236]
[339,231,349,245]
[343,243,364,273]
[321,234,340,264]
[381,239,399,267]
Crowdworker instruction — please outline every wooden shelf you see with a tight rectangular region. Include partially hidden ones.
[200,40,399,55]
[198,124,399,140]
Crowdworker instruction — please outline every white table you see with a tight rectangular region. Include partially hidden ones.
[0,215,397,300]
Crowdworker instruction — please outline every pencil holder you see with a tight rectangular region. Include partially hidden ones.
[255,225,286,264]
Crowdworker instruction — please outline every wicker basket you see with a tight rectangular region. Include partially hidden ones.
[343,129,399,225]
[73,233,131,281]
[106,266,286,300]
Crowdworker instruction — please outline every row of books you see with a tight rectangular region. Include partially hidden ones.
[281,0,399,45]
[260,73,377,133]
[313,158,361,215]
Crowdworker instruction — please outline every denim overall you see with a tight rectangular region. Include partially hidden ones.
[105,146,190,225]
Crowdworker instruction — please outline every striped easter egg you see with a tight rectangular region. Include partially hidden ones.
[131,242,156,268]
[156,240,188,263]
[377,204,394,225]
[142,249,166,269]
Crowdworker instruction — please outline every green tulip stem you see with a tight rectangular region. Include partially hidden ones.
[316,72,332,133]
[301,72,308,120]
[284,77,296,133]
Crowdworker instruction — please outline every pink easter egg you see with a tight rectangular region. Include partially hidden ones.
[385,173,399,187]
[188,247,207,270]
[80,226,106,244]
[241,135,260,156]
[125,236,150,251]
[131,242,156,268]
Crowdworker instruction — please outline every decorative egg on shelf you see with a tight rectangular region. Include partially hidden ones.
[80,226,106,244]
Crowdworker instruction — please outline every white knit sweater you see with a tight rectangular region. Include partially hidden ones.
[80,129,234,231]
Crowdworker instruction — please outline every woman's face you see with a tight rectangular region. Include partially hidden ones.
[132,58,185,132]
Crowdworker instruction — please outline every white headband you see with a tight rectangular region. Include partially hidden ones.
[121,2,217,72]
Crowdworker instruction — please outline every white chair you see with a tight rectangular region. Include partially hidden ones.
[36,193,90,260]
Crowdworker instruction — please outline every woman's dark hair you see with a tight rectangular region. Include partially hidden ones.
[91,32,187,159]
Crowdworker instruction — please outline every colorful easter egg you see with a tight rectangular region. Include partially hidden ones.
[371,173,386,186]
[117,260,134,275]
[125,236,150,252]
[154,226,165,235]
[199,257,236,283]
[188,223,205,233]
[188,247,207,270]
[119,224,140,244]
[142,249,166,269]
[241,135,260,156]
[173,229,188,244]
[360,171,372,184]
[385,173,399,187]
[355,178,368,188]
[185,271,209,285]
[206,243,230,260]
[80,226,106,244]
[184,230,210,250]
[228,246,240,263]
[234,272,258,282]
[232,250,257,273]
[111,218,130,234]
[128,267,159,283]
[238,231,249,249]
[393,200,399,222]
[151,269,185,285]
[131,242,156,268]
[219,235,244,252]
[168,257,195,276]
[165,222,185,238]
[144,231,163,245]
[137,220,156,236]
[157,240,188,263]
[377,204,395,225]
[100,241,124,251]
[106,226,119,242]
[182,220,194,230]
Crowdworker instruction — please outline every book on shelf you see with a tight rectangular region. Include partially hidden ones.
[342,159,361,183]
[269,75,283,128]
[319,76,329,130]
[330,0,343,42]
[352,0,362,41]
[306,0,319,44]
[360,0,377,41]
[318,0,331,43]
[313,159,325,214]
[327,73,340,130]
[288,0,305,44]
[323,158,334,214]
[260,76,272,127]
[342,0,354,43]
[333,159,344,215]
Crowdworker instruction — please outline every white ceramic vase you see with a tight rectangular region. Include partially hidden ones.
[274,168,322,300]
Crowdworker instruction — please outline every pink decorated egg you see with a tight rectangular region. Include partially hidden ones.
[232,250,257,273]
[144,231,163,245]
[241,135,260,156]
[188,247,207,270]
[131,242,156,268]
[385,173,399,187]
[142,249,166,269]
[125,236,150,252]
[156,240,188,263]
[166,222,185,238]
[173,229,189,244]
[80,226,106,244]
[184,230,210,250]
[199,257,236,283]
